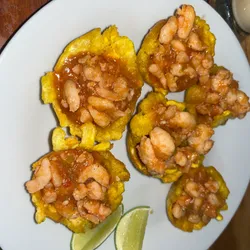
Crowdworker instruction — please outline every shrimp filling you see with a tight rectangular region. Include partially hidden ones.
[148,5,214,91]
[136,104,214,175]
[187,69,250,124]
[54,53,139,127]
[172,167,225,224]
[25,149,112,224]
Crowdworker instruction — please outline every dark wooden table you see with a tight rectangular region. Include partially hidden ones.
[0,0,249,249]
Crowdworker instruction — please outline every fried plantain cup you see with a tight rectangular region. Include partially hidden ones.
[167,166,229,232]
[137,4,216,94]
[185,65,250,127]
[25,125,130,233]
[42,26,143,142]
[127,92,214,183]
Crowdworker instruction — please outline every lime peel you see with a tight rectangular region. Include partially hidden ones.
[71,205,123,250]
[115,206,151,250]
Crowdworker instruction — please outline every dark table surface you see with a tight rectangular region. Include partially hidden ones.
[0,0,249,249]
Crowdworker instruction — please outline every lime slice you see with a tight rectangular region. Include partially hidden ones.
[71,205,123,250]
[115,206,151,250]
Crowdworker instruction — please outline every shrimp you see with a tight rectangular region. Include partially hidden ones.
[206,92,220,104]
[88,96,115,111]
[172,203,185,219]
[188,32,206,51]
[171,40,186,51]
[83,65,102,82]
[176,51,189,63]
[149,127,175,160]
[176,5,196,39]
[82,199,100,215]
[170,63,184,77]
[188,124,214,155]
[184,66,197,78]
[113,77,129,99]
[165,73,177,92]
[72,64,83,75]
[211,69,232,95]
[159,16,178,44]
[137,136,166,174]
[50,164,62,188]
[86,181,105,201]
[64,80,80,112]
[174,151,187,167]
[26,158,51,194]
[79,108,93,123]
[73,184,88,201]
[148,64,167,88]
[168,111,196,129]
[88,105,111,128]
[84,214,100,224]
[42,184,57,204]
[78,163,110,187]
[76,151,94,165]
[98,204,112,221]
[95,87,124,101]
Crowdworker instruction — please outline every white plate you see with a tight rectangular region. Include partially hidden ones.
[0,0,249,249]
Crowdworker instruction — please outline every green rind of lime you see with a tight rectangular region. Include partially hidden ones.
[71,205,124,250]
[115,206,151,250]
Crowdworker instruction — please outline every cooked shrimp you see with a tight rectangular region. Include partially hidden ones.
[170,63,184,77]
[168,111,196,129]
[188,124,214,154]
[42,185,57,204]
[176,5,196,39]
[166,73,177,92]
[98,204,112,221]
[73,184,88,201]
[184,66,197,78]
[188,214,201,224]
[206,92,220,104]
[172,203,185,219]
[84,214,100,224]
[148,64,167,88]
[176,51,189,63]
[171,40,186,51]
[137,136,166,174]
[159,16,178,44]
[226,88,237,105]
[82,199,100,215]
[76,151,94,165]
[26,158,51,194]
[211,69,232,95]
[188,32,206,51]
[202,54,214,69]
[64,80,80,112]
[88,96,115,111]
[96,87,125,101]
[174,151,187,167]
[76,200,87,216]
[185,181,200,198]
[78,163,110,187]
[205,180,219,193]
[72,64,83,75]
[50,164,62,188]
[83,65,102,82]
[149,127,175,160]
[86,181,105,200]
[113,77,129,99]
[79,108,93,123]
[88,105,111,128]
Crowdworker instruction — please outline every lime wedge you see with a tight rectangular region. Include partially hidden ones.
[115,206,151,250]
[71,205,123,250]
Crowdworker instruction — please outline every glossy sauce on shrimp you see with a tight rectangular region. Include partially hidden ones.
[148,5,214,92]
[26,149,112,225]
[54,53,140,127]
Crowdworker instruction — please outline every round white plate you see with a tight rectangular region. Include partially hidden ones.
[0,0,249,249]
